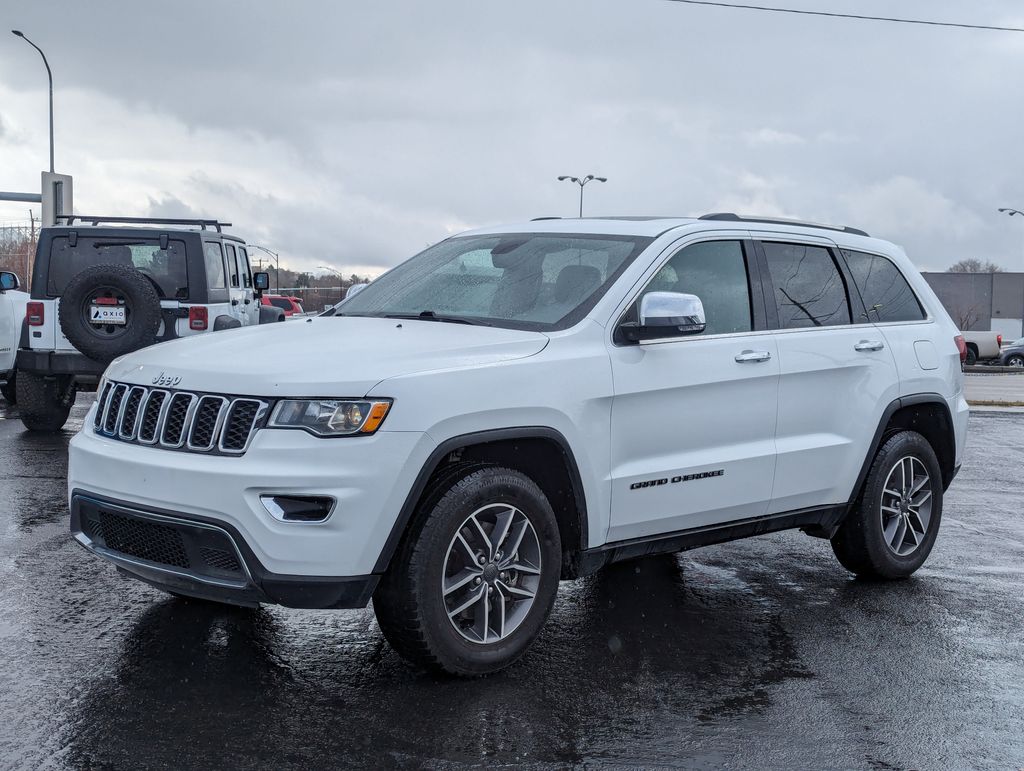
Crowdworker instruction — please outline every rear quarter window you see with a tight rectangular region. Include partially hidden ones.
[204,243,227,291]
[842,250,926,323]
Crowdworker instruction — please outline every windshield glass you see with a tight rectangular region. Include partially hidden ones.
[49,236,188,299]
[337,233,652,330]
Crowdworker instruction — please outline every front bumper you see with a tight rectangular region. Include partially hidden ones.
[69,405,437,584]
[70,493,378,608]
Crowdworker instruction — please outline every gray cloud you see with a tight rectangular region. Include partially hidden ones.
[3,0,1024,273]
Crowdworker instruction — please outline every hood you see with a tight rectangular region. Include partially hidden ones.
[104,316,549,397]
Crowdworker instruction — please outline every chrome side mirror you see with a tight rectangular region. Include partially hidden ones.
[345,283,368,299]
[621,291,706,343]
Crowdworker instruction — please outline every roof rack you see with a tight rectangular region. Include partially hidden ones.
[55,215,232,233]
[699,212,869,238]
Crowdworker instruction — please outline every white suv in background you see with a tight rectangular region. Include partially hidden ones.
[68,213,969,676]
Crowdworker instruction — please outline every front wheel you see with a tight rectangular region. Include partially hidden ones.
[16,371,74,432]
[374,466,561,676]
[1006,354,1024,368]
[831,430,943,579]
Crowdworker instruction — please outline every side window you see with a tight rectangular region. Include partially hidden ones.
[239,247,252,288]
[761,242,851,329]
[204,242,227,291]
[843,250,925,323]
[633,240,753,336]
[225,244,240,288]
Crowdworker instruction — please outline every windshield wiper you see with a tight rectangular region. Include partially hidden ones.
[381,311,492,326]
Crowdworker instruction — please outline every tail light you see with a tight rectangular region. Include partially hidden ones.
[997,334,1003,347]
[954,334,967,364]
[188,306,208,331]
[26,302,44,326]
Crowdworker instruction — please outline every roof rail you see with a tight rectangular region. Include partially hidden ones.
[55,215,232,233]
[699,212,869,238]
[531,216,562,221]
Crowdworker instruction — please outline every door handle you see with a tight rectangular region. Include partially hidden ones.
[231,299,239,306]
[735,350,772,363]
[854,340,885,352]
[244,299,251,305]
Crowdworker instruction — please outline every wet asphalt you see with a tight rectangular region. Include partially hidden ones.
[0,395,1022,770]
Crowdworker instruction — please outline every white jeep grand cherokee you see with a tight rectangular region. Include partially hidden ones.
[69,214,969,675]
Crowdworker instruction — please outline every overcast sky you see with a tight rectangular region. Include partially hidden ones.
[3,0,1024,276]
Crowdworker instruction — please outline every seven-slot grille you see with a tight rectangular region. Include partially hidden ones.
[94,381,269,455]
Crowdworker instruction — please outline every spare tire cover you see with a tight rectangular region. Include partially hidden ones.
[58,263,163,363]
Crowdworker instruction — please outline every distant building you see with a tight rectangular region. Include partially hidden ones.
[921,271,1024,338]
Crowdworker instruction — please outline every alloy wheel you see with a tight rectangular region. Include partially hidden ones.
[442,503,542,644]
[879,456,933,556]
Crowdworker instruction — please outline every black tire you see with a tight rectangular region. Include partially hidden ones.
[831,431,943,579]
[964,346,978,366]
[374,465,561,676]
[58,263,162,363]
[1006,354,1024,368]
[1,371,15,404]
[16,370,74,432]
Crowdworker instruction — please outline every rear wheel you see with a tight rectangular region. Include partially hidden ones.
[964,346,978,366]
[831,431,943,579]
[374,466,561,676]
[16,371,74,432]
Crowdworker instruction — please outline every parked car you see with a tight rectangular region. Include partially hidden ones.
[0,271,29,403]
[14,215,279,432]
[261,294,304,316]
[961,330,1002,365]
[68,213,968,676]
[999,337,1024,367]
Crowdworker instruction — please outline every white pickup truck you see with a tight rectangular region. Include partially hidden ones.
[961,330,1002,365]
[0,271,29,403]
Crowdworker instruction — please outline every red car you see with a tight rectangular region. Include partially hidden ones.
[260,294,304,316]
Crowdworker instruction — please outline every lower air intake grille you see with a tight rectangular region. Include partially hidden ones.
[78,498,248,581]
[97,510,190,568]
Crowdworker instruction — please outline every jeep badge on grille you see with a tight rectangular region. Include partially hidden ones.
[151,372,182,387]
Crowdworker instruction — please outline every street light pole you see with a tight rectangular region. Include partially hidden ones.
[12,30,54,173]
[557,174,607,217]
[997,207,1024,339]
[249,244,280,292]
[318,265,344,279]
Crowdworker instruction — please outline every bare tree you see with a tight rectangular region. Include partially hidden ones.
[948,258,1004,273]
[949,301,980,331]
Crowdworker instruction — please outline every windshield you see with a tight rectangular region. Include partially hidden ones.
[337,233,652,330]
[48,236,188,299]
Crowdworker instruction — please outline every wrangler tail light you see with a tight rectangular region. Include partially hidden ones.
[26,302,44,326]
[954,334,967,364]
[188,306,208,331]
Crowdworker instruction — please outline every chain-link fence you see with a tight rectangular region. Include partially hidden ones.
[0,222,37,286]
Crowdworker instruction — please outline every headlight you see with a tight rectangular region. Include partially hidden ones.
[268,399,392,437]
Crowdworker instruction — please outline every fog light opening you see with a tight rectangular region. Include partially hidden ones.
[260,495,335,523]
